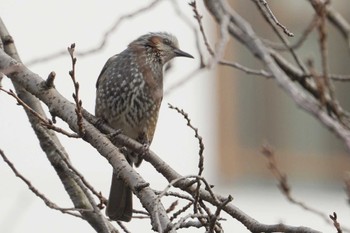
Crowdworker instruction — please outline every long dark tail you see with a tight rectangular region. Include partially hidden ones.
[106,172,132,222]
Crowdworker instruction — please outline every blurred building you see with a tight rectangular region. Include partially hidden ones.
[216,1,350,183]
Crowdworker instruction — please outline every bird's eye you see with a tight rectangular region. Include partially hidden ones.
[163,38,171,45]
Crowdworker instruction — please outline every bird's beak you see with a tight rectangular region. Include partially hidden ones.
[173,48,194,58]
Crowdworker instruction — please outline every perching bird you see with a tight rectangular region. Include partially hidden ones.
[95,32,193,222]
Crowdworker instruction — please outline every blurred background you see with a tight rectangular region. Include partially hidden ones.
[1,1,350,232]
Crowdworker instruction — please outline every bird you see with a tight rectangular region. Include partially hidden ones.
[95,32,193,222]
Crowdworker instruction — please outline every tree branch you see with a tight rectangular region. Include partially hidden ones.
[204,0,350,152]
[0,17,113,233]
[0,49,175,233]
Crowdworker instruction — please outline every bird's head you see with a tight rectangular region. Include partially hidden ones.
[129,32,193,65]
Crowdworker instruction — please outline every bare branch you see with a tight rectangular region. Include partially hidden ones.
[263,14,320,51]
[270,51,349,121]
[189,1,215,57]
[313,0,339,119]
[219,60,272,77]
[0,87,80,138]
[257,0,294,37]
[169,0,205,68]
[330,74,350,82]
[209,195,232,233]
[0,149,84,218]
[83,107,324,232]
[253,0,307,73]
[168,103,205,177]
[329,212,343,233]
[67,43,85,136]
[205,0,350,151]
[307,59,328,111]
[167,213,221,232]
[3,1,349,232]
[0,18,112,233]
[116,221,131,233]
[312,0,350,51]
[261,144,350,232]
[154,190,194,202]
[26,0,163,66]
[170,202,193,222]
[0,50,175,232]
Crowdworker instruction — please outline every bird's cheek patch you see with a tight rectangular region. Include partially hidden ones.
[149,36,161,46]
[149,36,163,51]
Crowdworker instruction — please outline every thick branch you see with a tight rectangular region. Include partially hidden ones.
[80,109,322,233]
[0,18,112,233]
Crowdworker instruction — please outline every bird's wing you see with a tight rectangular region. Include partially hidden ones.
[96,54,119,88]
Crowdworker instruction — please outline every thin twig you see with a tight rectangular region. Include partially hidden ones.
[170,202,193,221]
[0,87,79,138]
[270,51,350,126]
[116,221,132,233]
[308,2,344,121]
[254,0,307,74]
[209,195,232,233]
[158,175,197,199]
[154,190,194,202]
[166,200,179,214]
[197,200,213,232]
[67,43,85,136]
[326,0,350,49]
[329,212,343,233]
[176,220,210,230]
[307,59,327,110]
[57,147,108,207]
[189,0,215,57]
[263,14,320,51]
[219,60,272,77]
[26,0,163,66]
[258,0,294,37]
[132,209,150,218]
[0,149,84,218]
[170,0,205,68]
[168,103,205,176]
[330,74,350,82]
[314,0,340,118]
[167,213,210,232]
[261,144,346,230]
[193,178,201,217]
[158,175,219,205]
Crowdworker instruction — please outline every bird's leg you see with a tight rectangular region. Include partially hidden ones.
[95,117,107,129]
[106,128,123,141]
[138,142,150,161]
[142,142,150,151]
[119,146,129,156]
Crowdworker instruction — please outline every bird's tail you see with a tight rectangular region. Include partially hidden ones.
[106,172,132,222]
